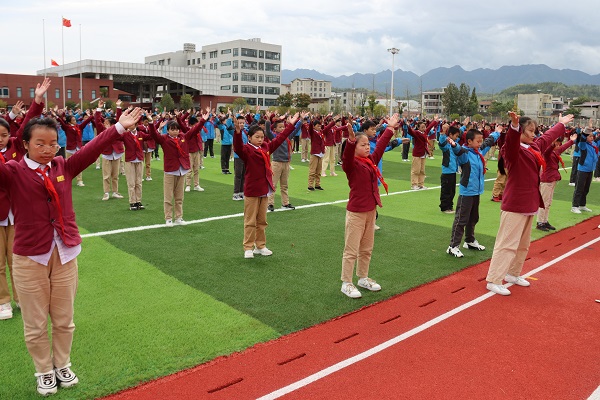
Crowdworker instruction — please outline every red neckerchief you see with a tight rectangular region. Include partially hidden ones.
[356,156,388,194]
[35,165,66,236]
[170,136,187,158]
[527,146,546,171]
[0,151,5,164]
[259,147,273,175]
[473,148,487,174]
[131,131,143,152]
[286,138,292,162]
[72,124,81,141]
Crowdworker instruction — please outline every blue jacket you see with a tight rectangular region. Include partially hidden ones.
[453,133,499,196]
[202,118,216,141]
[82,123,94,142]
[577,139,599,173]
[233,130,248,159]
[217,118,234,145]
[438,134,459,174]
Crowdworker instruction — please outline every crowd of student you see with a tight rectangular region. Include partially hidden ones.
[0,77,598,395]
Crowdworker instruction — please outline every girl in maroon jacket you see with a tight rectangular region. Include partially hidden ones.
[340,114,400,299]
[55,107,94,187]
[0,102,141,395]
[536,132,577,231]
[405,117,440,190]
[234,112,302,259]
[485,112,573,296]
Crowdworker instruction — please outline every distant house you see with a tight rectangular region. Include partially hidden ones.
[573,102,600,120]
[478,100,492,114]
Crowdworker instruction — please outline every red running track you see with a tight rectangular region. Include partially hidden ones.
[105,216,600,400]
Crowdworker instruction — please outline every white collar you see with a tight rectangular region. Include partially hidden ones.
[24,154,51,171]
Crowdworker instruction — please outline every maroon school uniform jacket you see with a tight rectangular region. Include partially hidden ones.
[176,116,206,154]
[148,122,202,172]
[95,110,125,155]
[233,123,296,197]
[500,123,566,213]
[308,120,335,155]
[58,114,93,151]
[322,122,336,147]
[0,124,122,256]
[540,140,573,183]
[122,130,151,162]
[406,120,439,157]
[343,128,394,212]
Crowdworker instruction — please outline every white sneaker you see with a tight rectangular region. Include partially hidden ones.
[411,185,419,190]
[174,218,186,226]
[486,282,511,296]
[76,181,85,187]
[289,166,295,170]
[374,224,381,231]
[463,240,485,251]
[102,193,110,201]
[571,207,582,214]
[341,282,362,298]
[330,172,338,176]
[165,219,173,227]
[568,182,575,187]
[446,246,464,258]
[321,173,327,177]
[112,192,124,199]
[54,363,79,388]
[145,176,153,181]
[35,371,58,396]
[253,247,273,256]
[505,274,531,287]
[357,277,382,291]
[301,159,306,162]
[244,250,254,259]
[579,206,593,212]
[185,185,191,192]
[0,302,13,320]
[95,165,101,170]
[232,194,241,201]
[193,185,204,192]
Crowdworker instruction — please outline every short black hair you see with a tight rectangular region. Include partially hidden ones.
[166,120,180,130]
[361,120,376,132]
[22,117,59,142]
[0,117,10,132]
[248,125,264,137]
[448,126,460,136]
[465,128,483,142]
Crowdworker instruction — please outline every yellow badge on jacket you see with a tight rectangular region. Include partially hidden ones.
[56,176,65,182]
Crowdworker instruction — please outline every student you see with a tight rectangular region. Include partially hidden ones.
[446,128,499,258]
[96,100,125,202]
[308,116,334,190]
[536,132,577,230]
[438,125,460,213]
[321,116,340,177]
[485,112,573,296]
[266,117,302,211]
[300,117,311,162]
[232,114,247,201]
[340,114,400,298]
[404,116,440,190]
[0,79,50,321]
[0,101,141,395]
[122,122,152,211]
[218,116,234,174]
[571,124,598,214]
[148,111,208,226]
[55,107,94,187]
[233,112,302,259]
[139,116,156,181]
[177,111,206,193]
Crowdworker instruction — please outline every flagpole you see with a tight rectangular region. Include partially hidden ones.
[61,16,66,109]
[79,24,83,106]
[43,19,48,104]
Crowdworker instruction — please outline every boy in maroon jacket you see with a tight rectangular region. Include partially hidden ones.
[485,112,573,296]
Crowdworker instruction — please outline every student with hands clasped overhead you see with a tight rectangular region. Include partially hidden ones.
[485,111,573,296]
[0,88,142,395]
[340,113,400,299]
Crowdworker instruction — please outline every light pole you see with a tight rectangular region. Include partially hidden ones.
[387,47,399,115]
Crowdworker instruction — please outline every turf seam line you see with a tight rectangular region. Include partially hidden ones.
[256,234,600,400]
[380,315,402,324]
[333,333,359,344]
[418,299,437,307]
[450,287,465,294]
[277,353,307,366]
[206,377,244,394]
[80,176,502,238]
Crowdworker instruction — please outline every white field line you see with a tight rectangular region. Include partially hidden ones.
[81,177,503,239]
[257,234,600,400]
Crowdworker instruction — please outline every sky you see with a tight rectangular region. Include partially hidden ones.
[3,0,600,78]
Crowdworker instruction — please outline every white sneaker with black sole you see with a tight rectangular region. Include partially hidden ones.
[463,240,485,251]
[35,371,58,396]
[446,246,464,258]
[54,363,79,388]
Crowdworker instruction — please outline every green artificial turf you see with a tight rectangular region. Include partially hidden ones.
[1,148,598,399]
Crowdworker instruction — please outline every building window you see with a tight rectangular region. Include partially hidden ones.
[221,49,231,55]
[91,90,96,99]
[55,89,60,99]
[265,51,280,60]
[0,87,8,97]
[232,73,238,81]
[241,73,257,82]
[209,50,218,58]
[167,58,171,65]
[220,85,231,90]
[221,73,231,78]
[241,61,257,70]
[258,74,264,83]
[265,75,280,84]
[233,60,238,69]
[265,99,277,107]
[241,48,257,57]
[258,62,264,71]
[30,88,35,98]
[158,59,164,65]
[16,87,22,98]
[221,61,231,67]
[245,97,256,106]
[241,85,257,94]
[265,87,280,95]
[232,85,238,93]
[233,48,238,56]
[202,53,206,60]
[265,63,280,72]
[258,86,264,94]
[259,50,264,58]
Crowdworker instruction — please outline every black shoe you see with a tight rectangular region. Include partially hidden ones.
[129,203,138,211]
[267,204,275,212]
[136,202,145,210]
[315,186,324,190]
[282,204,295,210]
[536,223,549,232]
[545,222,556,230]
[308,187,315,191]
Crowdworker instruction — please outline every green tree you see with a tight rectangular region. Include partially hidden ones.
[374,104,387,117]
[179,94,194,111]
[276,92,294,108]
[104,99,114,111]
[293,93,312,109]
[442,83,460,116]
[564,106,581,118]
[332,97,343,115]
[232,97,248,111]
[65,100,78,110]
[160,93,175,111]
[468,88,479,116]
[571,96,591,106]
[0,99,8,110]
[457,83,471,116]
[317,103,329,115]
[472,113,484,122]
[367,94,377,117]
[449,113,460,122]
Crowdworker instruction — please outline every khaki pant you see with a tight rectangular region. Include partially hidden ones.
[301,138,311,160]
[537,181,557,224]
[13,248,78,373]
[492,170,507,198]
[65,151,83,183]
[102,158,121,194]
[411,157,426,187]
[486,211,534,285]
[125,161,143,204]
[186,151,201,187]
[144,152,153,178]
[163,173,186,220]
[268,161,290,207]
[341,209,376,282]
[321,146,337,175]
[336,142,343,163]
[0,224,17,304]
[308,155,323,188]
[243,196,268,251]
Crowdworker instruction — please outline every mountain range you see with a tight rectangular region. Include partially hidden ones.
[281,65,600,95]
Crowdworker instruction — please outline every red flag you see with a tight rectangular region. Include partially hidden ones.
[62,17,71,27]
[51,59,59,66]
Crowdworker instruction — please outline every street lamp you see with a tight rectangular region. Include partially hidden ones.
[387,47,399,116]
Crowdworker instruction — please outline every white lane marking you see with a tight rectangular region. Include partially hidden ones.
[257,235,600,400]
